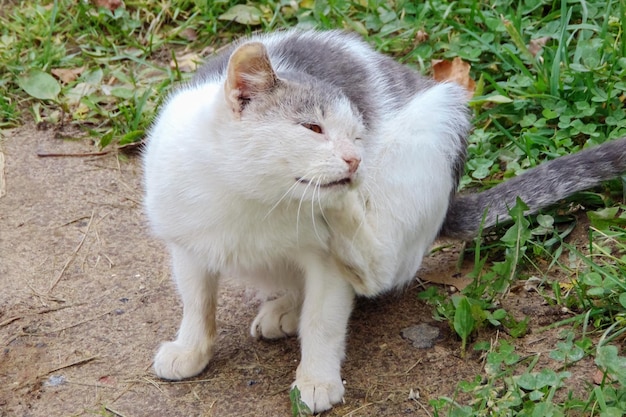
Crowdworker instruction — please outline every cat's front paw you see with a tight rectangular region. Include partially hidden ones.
[153,341,211,380]
[292,377,345,414]
[251,295,299,339]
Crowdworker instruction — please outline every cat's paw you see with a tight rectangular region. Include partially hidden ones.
[292,377,345,414]
[153,341,211,380]
[251,296,299,339]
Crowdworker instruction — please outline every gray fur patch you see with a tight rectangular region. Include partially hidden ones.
[440,137,626,239]
[193,30,442,127]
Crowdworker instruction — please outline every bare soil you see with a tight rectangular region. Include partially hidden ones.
[0,125,598,417]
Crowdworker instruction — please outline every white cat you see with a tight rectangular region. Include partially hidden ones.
[143,30,626,413]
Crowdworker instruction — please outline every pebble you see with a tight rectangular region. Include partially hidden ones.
[401,323,440,349]
[45,375,67,387]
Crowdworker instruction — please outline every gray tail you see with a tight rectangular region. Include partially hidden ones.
[439,137,626,240]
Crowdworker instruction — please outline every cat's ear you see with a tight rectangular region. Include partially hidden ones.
[225,42,277,117]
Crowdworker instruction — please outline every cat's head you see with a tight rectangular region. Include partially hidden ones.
[218,40,366,206]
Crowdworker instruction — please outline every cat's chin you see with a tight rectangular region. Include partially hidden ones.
[296,177,353,188]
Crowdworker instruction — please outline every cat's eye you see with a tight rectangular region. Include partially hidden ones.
[302,123,323,134]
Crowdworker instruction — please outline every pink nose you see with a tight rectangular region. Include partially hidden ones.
[344,156,361,174]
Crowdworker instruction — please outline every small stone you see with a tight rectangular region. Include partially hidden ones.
[45,375,66,387]
[401,323,440,349]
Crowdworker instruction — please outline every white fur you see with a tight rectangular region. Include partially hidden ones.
[144,32,467,414]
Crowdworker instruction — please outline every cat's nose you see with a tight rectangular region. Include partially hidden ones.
[344,156,361,174]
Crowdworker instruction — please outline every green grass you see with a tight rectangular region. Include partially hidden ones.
[2,0,625,415]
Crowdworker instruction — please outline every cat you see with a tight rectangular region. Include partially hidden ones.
[143,29,626,413]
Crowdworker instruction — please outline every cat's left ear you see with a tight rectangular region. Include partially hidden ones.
[225,42,278,117]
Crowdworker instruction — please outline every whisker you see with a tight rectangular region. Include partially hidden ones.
[310,177,326,245]
[318,186,332,234]
[263,180,302,220]
[287,169,315,208]
[296,174,316,244]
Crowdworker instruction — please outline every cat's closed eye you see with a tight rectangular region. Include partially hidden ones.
[302,123,323,134]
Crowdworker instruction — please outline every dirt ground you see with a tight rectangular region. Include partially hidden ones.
[0,125,598,417]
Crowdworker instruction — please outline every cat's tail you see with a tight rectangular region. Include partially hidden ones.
[439,137,626,240]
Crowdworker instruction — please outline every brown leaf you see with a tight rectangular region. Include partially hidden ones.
[170,51,202,73]
[51,67,84,84]
[93,0,123,11]
[179,28,198,41]
[593,368,613,385]
[431,57,476,98]
[415,30,429,43]
[98,375,117,385]
[528,36,551,57]
[420,272,472,291]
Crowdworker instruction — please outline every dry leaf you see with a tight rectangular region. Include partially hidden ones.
[93,0,123,11]
[51,67,84,84]
[415,30,429,43]
[528,36,551,57]
[65,82,98,106]
[200,46,216,57]
[431,57,476,98]
[179,28,198,42]
[420,272,472,291]
[170,51,202,73]
[592,368,613,385]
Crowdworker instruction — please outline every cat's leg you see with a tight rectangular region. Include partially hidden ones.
[154,244,219,380]
[251,289,301,339]
[293,252,355,413]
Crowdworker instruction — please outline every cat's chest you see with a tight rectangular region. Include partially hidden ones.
[174,198,330,270]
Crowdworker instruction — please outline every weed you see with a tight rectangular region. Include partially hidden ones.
[289,385,312,417]
[420,198,536,353]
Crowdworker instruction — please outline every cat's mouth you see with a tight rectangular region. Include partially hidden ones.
[296,177,352,188]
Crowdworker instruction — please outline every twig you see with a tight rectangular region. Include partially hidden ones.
[41,355,98,376]
[0,316,21,327]
[26,281,66,307]
[5,308,114,345]
[44,309,114,334]
[4,331,28,346]
[49,210,95,292]
[37,150,111,158]
[104,406,129,417]
[66,380,117,390]
[111,378,140,404]
[141,376,165,393]
[404,359,422,375]
[55,215,91,228]
[37,304,81,314]
[342,403,374,417]
[413,398,433,417]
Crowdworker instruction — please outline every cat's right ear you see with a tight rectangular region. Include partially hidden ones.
[225,42,277,117]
